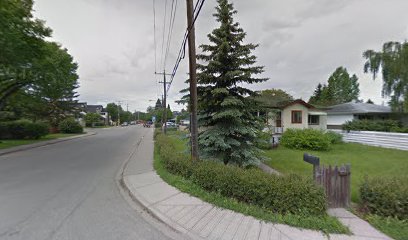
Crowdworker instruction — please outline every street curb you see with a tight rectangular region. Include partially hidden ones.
[117,129,203,240]
[0,132,96,156]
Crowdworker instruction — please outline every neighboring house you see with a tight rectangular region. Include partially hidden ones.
[268,99,327,133]
[326,102,391,129]
[86,105,111,125]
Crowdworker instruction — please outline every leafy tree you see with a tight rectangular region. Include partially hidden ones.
[364,41,408,112]
[85,113,101,127]
[2,42,79,129]
[254,89,293,109]
[196,0,268,166]
[120,111,133,123]
[28,42,79,128]
[328,67,360,103]
[106,103,122,122]
[309,67,360,106]
[0,0,52,109]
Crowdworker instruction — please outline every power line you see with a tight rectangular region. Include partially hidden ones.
[160,0,168,70]
[164,0,178,69]
[153,0,158,73]
[166,0,205,94]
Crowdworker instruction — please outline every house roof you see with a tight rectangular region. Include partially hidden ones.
[86,105,104,113]
[282,99,316,109]
[326,102,391,114]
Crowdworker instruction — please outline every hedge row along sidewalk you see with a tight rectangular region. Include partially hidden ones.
[122,130,392,240]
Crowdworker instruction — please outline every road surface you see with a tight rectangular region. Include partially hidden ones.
[0,126,178,240]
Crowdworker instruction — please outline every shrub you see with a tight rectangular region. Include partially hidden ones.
[325,131,343,144]
[156,132,327,216]
[280,129,331,151]
[343,119,408,133]
[0,120,49,139]
[360,177,408,220]
[59,118,83,133]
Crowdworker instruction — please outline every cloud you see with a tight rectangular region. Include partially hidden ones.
[33,0,408,111]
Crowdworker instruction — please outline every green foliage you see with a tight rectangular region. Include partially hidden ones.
[0,0,52,108]
[255,131,273,150]
[360,177,408,220]
[364,41,408,113]
[154,133,349,234]
[196,0,268,166]
[366,215,408,240]
[59,118,83,133]
[325,131,343,144]
[253,89,294,109]
[156,132,327,216]
[85,113,101,127]
[309,67,360,106]
[280,129,332,151]
[342,119,408,133]
[0,120,49,139]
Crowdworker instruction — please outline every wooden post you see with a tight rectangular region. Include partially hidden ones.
[186,0,199,161]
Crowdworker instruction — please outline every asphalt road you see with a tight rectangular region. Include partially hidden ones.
[0,126,176,240]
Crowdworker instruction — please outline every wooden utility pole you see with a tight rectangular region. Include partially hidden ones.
[156,71,172,134]
[186,0,199,161]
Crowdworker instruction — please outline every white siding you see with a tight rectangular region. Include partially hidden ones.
[327,114,354,125]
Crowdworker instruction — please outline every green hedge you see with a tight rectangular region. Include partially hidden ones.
[59,118,83,133]
[343,119,408,133]
[360,177,408,220]
[0,120,49,139]
[156,132,327,216]
[280,129,331,151]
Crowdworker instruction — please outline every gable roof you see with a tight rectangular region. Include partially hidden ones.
[282,99,316,109]
[86,105,104,113]
[326,102,391,114]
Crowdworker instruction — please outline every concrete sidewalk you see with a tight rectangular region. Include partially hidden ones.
[122,131,392,240]
[0,131,96,156]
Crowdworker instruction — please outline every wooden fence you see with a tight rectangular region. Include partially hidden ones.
[314,164,351,208]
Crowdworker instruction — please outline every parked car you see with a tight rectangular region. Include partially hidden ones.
[121,122,128,126]
[163,122,177,128]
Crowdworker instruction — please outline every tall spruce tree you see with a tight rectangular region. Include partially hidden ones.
[196,0,268,166]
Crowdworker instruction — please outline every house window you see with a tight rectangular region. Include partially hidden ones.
[291,111,302,124]
[308,115,319,125]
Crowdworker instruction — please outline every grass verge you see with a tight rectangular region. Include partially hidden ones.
[0,133,83,149]
[153,131,350,234]
[264,143,408,202]
[365,215,408,240]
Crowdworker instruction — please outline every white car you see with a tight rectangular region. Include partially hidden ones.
[163,122,177,128]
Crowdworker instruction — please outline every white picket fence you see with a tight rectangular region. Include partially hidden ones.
[332,130,408,151]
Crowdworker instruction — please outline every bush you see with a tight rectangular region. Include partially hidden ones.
[360,177,408,220]
[59,118,83,133]
[156,132,327,216]
[325,131,343,144]
[0,120,49,139]
[343,119,408,133]
[280,129,331,151]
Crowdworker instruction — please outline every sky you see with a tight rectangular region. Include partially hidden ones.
[32,0,408,112]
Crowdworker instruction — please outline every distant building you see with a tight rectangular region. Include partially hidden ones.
[326,102,392,129]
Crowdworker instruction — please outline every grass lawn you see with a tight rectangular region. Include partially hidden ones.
[365,215,408,240]
[0,133,83,149]
[154,131,350,234]
[264,143,408,202]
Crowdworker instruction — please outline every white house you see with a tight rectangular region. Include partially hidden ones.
[326,102,391,129]
[268,99,327,133]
